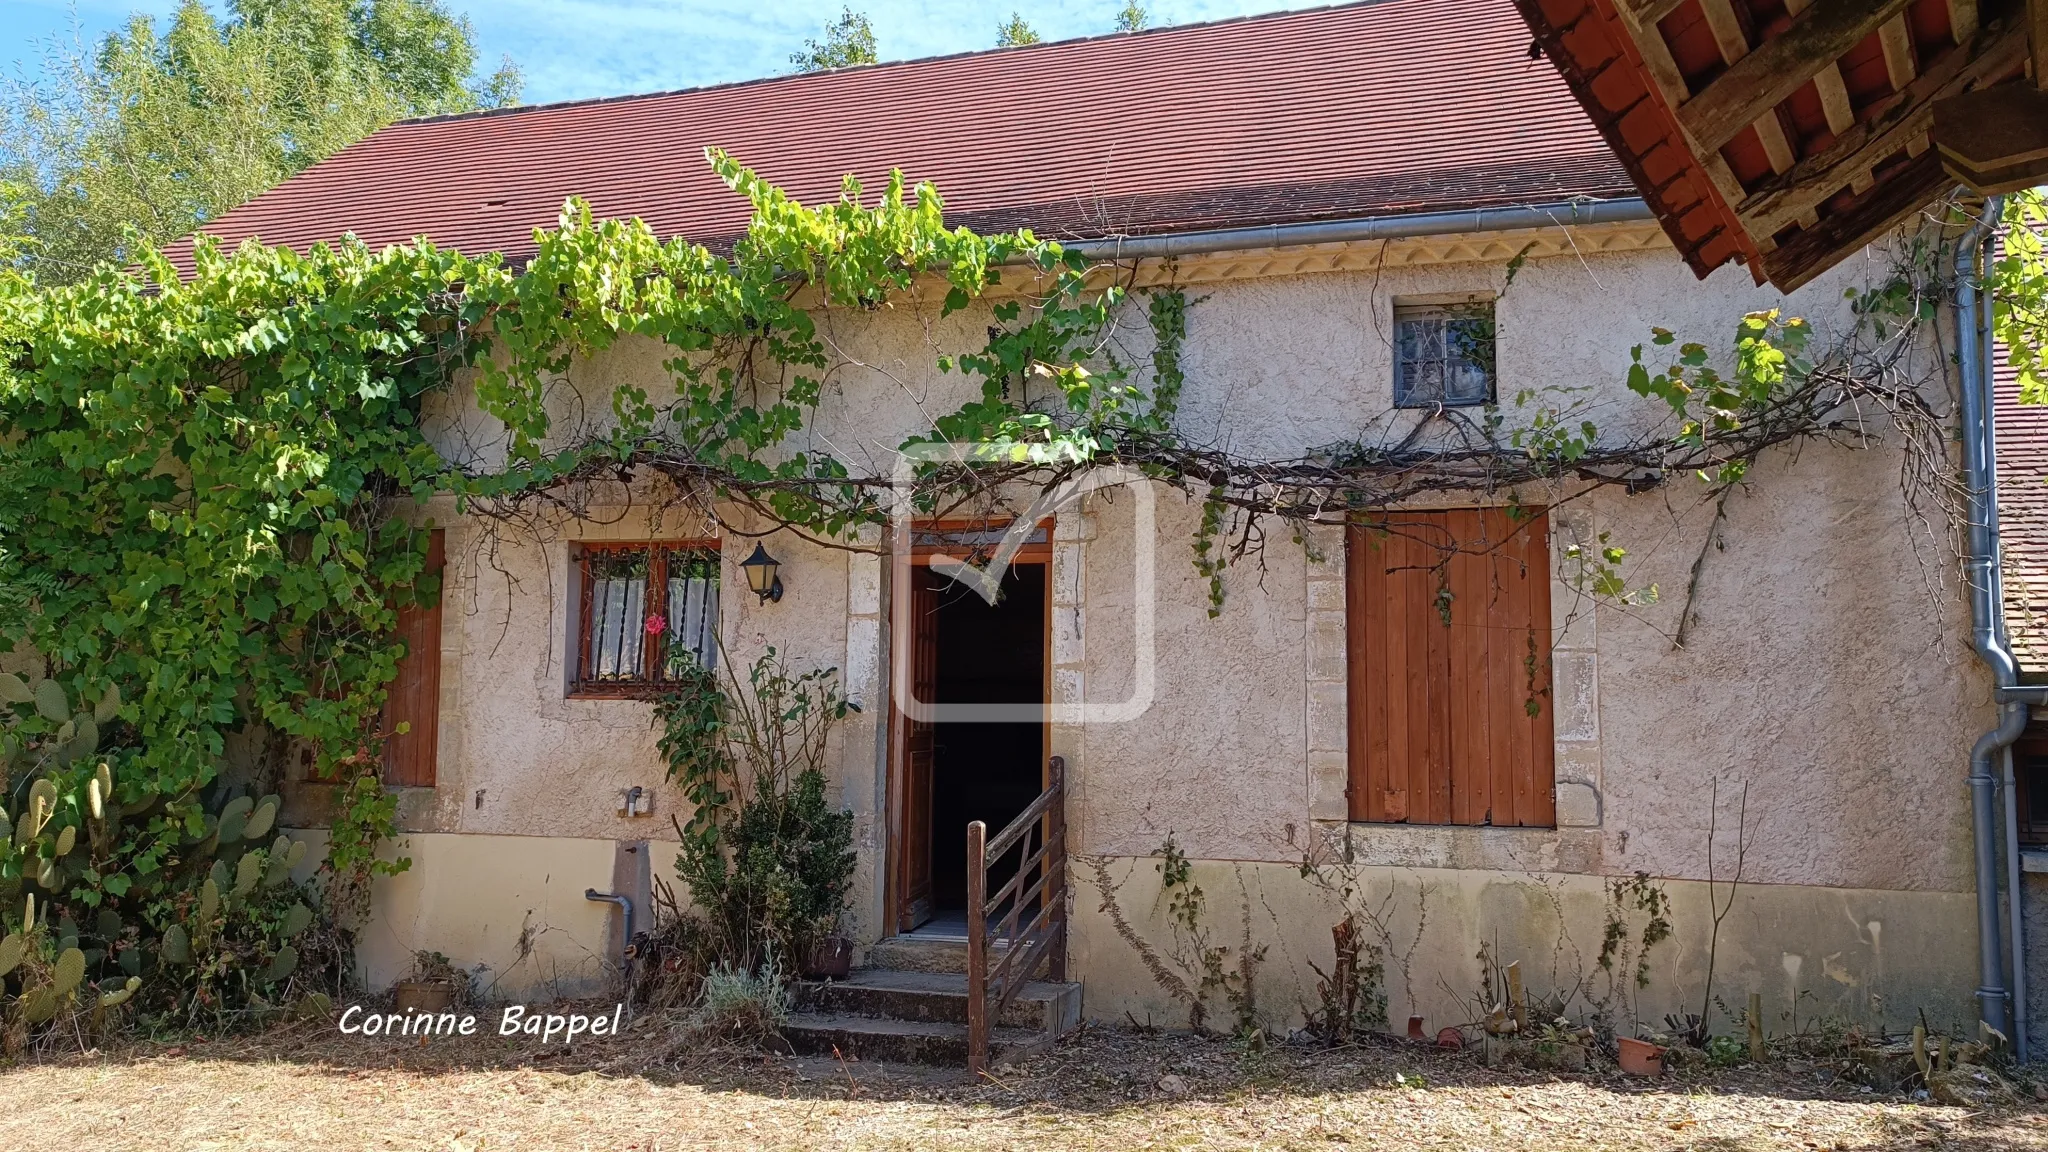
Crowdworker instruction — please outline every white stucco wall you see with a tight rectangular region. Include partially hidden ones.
[293,225,1990,1019]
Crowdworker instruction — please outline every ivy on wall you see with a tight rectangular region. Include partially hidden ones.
[0,149,2001,904]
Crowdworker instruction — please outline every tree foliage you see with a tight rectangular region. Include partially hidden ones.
[1115,2,1150,32]
[0,0,520,282]
[790,7,878,72]
[1999,189,2047,405]
[997,14,1042,47]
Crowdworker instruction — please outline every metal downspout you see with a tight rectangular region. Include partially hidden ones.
[1959,193,2043,1050]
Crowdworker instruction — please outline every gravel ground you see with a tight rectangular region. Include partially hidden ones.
[0,1014,2043,1151]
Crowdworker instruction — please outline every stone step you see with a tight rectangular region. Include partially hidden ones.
[780,1012,1050,1066]
[864,932,1048,977]
[796,968,1082,1034]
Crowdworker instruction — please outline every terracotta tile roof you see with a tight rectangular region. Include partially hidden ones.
[163,0,1635,272]
[1515,0,2028,292]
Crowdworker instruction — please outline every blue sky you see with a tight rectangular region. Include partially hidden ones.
[4,1,1313,106]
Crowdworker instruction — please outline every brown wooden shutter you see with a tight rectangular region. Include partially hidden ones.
[383,529,444,788]
[1345,509,1554,827]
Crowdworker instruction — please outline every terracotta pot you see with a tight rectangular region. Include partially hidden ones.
[1617,1036,1665,1076]
[392,979,457,1014]
[804,935,853,980]
[1407,1015,1426,1040]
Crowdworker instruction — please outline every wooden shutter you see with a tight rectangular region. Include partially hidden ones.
[1346,509,1554,827]
[383,529,445,788]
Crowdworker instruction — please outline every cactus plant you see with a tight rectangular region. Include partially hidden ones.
[52,947,83,996]
[31,679,65,724]
[216,796,253,843]
[281,903,313,939]
[0,672,31,705]
[243,797,278,842]
[263,946,298,985]
[96,976,139,1009]
[161,924,190,965]
[232,851,261,901]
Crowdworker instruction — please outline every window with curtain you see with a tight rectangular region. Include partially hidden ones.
[572,542,719,696]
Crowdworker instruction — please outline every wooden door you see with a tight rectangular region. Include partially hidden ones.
[382,529,444,788]
[898,571,940,931]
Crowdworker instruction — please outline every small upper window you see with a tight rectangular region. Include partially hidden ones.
[1394,301,1496,408]
[572,542,719,696]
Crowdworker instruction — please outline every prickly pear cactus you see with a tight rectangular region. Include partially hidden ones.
[161,924,190,965]
[263,946,298,985]
[96,976,140,1009]
[200,875,222,925]
[215,796,253,844]
[52,948,83,996]
[233,851,261,901]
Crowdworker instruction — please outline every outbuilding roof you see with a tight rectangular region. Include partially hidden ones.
[163,0,1637,271]
[1514,0,2031,291]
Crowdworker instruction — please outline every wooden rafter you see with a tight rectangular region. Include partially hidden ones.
[1761,148,1951,288]
[1737,18,2029,238]
[1879,16,1918,89]
[1620,0,1687,29]
[1680,0,1914,151]
[1699,0,1798,173]
[1949,0,1979,43]
[2033,0,2047,87]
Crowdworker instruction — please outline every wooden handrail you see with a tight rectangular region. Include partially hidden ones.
[967,755,1067,1076]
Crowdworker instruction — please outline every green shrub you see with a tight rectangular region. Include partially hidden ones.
[655,648,854,976]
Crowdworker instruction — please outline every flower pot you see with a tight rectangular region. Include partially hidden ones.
[392,979,457,1015]
[1617,1036,1665,1076]
[804,935,853,980]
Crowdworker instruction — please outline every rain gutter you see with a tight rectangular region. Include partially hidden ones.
[1063,197,1655,260]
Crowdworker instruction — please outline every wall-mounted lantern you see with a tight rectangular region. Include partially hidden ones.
[740,543,783,605]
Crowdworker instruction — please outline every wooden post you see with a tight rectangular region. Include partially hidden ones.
[1747,992,1764,1062]
[966,819,989,1077]
[1506,961,1526,1034]
[1047,756,1067,983]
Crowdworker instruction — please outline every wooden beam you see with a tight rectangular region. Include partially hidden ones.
[1880,16,1918,90]
[1949,0,1979,43]
[1936,84,2048,192]
[1620,0,1688,30]
[1698,0,1797,173]
[1756,114,1799,171]
[1760,146,1952,290]
[1782,0,1860,135]
[1737,18,2028,238]
[2032,0,2046,89]
[1699,0,1752,64]
[1813,62,1859,134]
[1681,0,1915,151]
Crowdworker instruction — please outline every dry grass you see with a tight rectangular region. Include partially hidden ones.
[1,1011,2044,1151]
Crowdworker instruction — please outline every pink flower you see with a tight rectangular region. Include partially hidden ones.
[644,613,666,636]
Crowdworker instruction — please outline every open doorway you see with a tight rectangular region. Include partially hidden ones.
[928,562,1047,915]
[889,526,1050,934]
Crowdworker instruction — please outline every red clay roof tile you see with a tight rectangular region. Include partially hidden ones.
[163,0,1633,271]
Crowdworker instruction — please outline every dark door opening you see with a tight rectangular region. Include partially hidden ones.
[926,561,1048,914]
